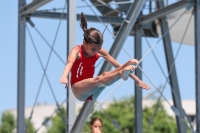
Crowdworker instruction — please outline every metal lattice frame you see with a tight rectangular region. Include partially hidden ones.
[17,0,200,133]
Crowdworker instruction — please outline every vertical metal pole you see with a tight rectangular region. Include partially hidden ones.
[156,1,186,133]
[17,0,26,133]
[149,0,152,13]
[66,0,76,132]
[134,24,143,133]
[194,0,200,132]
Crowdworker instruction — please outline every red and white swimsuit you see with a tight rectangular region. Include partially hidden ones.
[70,45,99,100]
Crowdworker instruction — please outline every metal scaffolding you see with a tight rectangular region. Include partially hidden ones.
[17,0,200,133]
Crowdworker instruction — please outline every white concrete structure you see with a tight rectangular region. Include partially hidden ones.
[157,7,194,45]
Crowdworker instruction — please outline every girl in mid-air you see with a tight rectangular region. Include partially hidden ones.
[60,12,150,101]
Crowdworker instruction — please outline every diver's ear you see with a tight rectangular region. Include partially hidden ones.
[83,40,86,45]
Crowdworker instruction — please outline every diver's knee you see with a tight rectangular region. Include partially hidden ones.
[94,76,106,87]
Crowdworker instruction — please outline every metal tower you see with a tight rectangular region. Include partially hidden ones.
[17,0,200,133]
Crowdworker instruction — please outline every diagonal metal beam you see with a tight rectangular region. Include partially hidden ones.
[114,0,131,14]
[21,0,52,15]
[90,0,119,16]
[139,0,194,24]
[70,101,95,133]
[99,0,146,71]
[156,1,187,133]
[70,0,147,132]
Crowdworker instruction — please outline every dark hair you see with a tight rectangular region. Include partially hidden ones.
[80,12,103,45]
[90,117,103,127]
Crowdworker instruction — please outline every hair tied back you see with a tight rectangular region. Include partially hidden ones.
[80,12,88,32]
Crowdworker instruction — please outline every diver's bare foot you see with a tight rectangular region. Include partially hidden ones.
[136,80,151,90]
[126,59,139,66]
[120,65,135,80]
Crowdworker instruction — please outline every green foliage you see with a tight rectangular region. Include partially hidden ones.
[82,97,135,133]
[82,96,177,133]
[107,97,135,133]
[46,107,66,133]
[0,111,35,133]
[0,111,15,133]
[46,96,179,133]
[25,119,35,133]
[142,100,177,133]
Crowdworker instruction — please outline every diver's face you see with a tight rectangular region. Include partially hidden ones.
[83,41,101,57]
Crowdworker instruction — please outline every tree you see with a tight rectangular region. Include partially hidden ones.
[82,96,177,133]
[142,100,177,133]
[0,111,15,133]
[46,107,66,133]
[82,97,136,133]
[25,119,35,133]
[44,96,178,133]
[0,111,35,133]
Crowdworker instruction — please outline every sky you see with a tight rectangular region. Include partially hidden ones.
[0,0,196,118]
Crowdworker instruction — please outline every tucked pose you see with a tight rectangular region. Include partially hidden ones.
[60,12,150,101]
